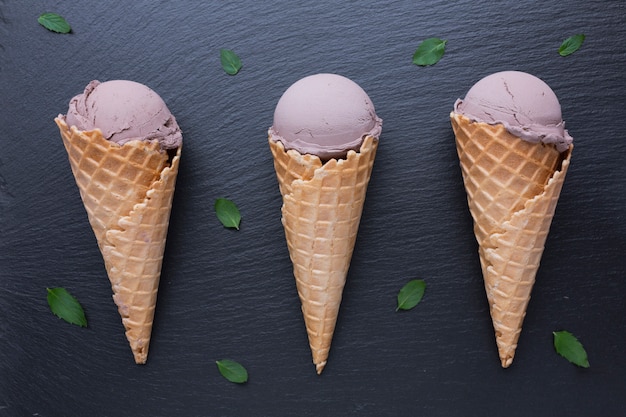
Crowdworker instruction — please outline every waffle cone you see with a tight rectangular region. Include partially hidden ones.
[269,135,378,374]
[451,112,572,367]
[55,117,181,364]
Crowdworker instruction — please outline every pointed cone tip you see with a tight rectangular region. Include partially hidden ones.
[315,361,327,375]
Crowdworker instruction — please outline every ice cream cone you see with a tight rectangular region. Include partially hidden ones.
[451,112,572,367]
[55,117,181,364]
[269,135,378,374]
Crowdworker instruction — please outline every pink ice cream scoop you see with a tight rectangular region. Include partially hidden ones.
[454,71,573,152]
[64,80,182,150]
[269,73,382,160]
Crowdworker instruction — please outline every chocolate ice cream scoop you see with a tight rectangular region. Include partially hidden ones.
[64,80,182,150]
[269,73,382,160]
[454,71,573,152]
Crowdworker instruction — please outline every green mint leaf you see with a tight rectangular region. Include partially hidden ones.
[38,13,71,34]
[396,279,426,311]
[46,287,87,327]
[220,49,242,75]
[412,38,447,66]
[216,359,248,383]
[553,330,589,368]
[215,198,241,230]
[559,34,585,57]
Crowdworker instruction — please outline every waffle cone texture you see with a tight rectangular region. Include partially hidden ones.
[55,117,181,364]
[450,112,572,367]
[269,135,378,374]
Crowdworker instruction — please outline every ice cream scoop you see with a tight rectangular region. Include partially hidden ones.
[269,73,382,160]
[64,80,182,150]
[454,71,572,152]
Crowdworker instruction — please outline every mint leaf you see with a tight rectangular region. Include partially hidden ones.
[216,359,248,383]
[220,49,242,75]
[215,198,241,230]
[412,38,447,66]
[38,13,71,34]
[47,287,87,327]
[396,279,426,311]
[553,330,589,368]
[559,34,585,57]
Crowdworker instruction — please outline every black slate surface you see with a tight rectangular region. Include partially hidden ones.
[1,1,625,416]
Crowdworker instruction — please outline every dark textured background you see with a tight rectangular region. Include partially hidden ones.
[1,1,625,416]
